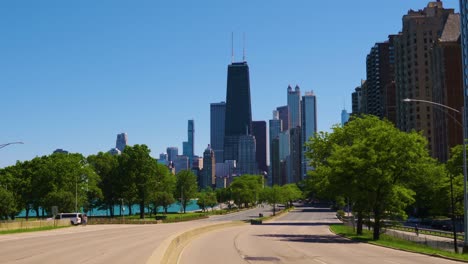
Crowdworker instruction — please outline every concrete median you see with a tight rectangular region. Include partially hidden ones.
[146,221,246,264]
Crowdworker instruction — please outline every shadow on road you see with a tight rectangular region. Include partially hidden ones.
[298,208,334,213]
[256,233,358,244]
[262,222,338,226]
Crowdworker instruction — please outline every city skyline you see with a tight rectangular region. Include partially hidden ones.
[0,0,462,168]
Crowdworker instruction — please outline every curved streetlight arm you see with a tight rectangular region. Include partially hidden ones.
[402,98,460,113]
[402,98,463,127]
[0,142,24,149]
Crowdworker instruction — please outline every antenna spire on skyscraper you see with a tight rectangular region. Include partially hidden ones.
[243,32,246,62]
[231,32,234,63]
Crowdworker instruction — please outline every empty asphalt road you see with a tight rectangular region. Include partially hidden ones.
[178,205,462,264]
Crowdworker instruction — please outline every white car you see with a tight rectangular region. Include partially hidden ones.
[55,213,82,225]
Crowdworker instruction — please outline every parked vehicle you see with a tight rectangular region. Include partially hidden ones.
[55,213,82,225]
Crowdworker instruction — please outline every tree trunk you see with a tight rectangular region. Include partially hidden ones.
[25,205,29,221]
[273,204,276,215]
[129,204,132,216]
[373,208,381,240]
[139,202,145,219]
[356,211,363,235]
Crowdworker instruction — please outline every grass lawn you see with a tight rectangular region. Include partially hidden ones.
[0,225,71,235]
[330,224,468,261]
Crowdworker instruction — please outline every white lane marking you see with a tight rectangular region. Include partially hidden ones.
[313,258,328,264]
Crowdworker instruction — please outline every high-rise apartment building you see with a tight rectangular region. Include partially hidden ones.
[182,120,195,168]
[287,85,301,128]
[224,62,253,163]
[201,145,215,189]
[252,121,267,173]
[276,106,289,131]
[395,1,455,154]
[352,86,362,115]
[210,102,226,162]
[431,13,463,162]
[301,91,317,180]
[116,133,128,152]
[366,38,396,123]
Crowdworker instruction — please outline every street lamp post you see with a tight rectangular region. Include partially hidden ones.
[0,142,24,149]
[403,98,468,251]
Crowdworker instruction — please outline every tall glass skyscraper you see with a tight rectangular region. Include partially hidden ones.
[210,102,226,162]
[301,91,317,180]
[224,62,252,162]
[183,120,194,167]
[287,85,301,128]
[116,133,128,152]
[252,121,267,173]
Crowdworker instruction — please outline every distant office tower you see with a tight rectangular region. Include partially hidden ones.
[53,149,68,154]
[431,13,463,162]
[210,102,226,162]
[166,147,178,163]
[365,39,396,121]
[108,148,121,156]
[462,0,468,140]
[159,153,168,166]
[224,61,252,162]
[279,130,290,185]
[201,145,215,189]
[237,135,257,175]
[289,127,302,184]
[173,155,189,174]
[215,160,237,188]
[116,133,128,151]
[183,120,195,168]
[302,91,317,180]
[287,85,301,128]
[252,121,267,173]
[269,111,282,186]
[192,156,203,170]
[341,109,350,126]
[395,2,455,155]
[276,105,289,131]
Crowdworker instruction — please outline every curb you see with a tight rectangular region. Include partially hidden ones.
[329,226,468,263]
[146,221,246,264]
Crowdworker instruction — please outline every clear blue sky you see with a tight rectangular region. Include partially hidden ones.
[0,0,461,168]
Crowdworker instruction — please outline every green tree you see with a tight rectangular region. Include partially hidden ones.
[281,184,302,208]
[175,170,198,213]
[229,175,263,208]
[305,115,434,240]
[119,145,158,219]
[0,186,16,220]
[88,152,119,217]
[260,185,284,215]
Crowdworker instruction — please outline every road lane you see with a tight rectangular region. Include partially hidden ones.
[0,206,271,264]
[0,221,216,264]
[179,205,461,264]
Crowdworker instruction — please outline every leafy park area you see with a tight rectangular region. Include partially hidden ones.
[330,224,468,262]
[304,115,466,245]
[0,143,301,222]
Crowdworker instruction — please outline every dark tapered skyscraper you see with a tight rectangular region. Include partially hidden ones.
[224,61,252,162]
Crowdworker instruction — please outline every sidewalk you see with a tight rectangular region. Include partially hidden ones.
[385,228,459,252]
